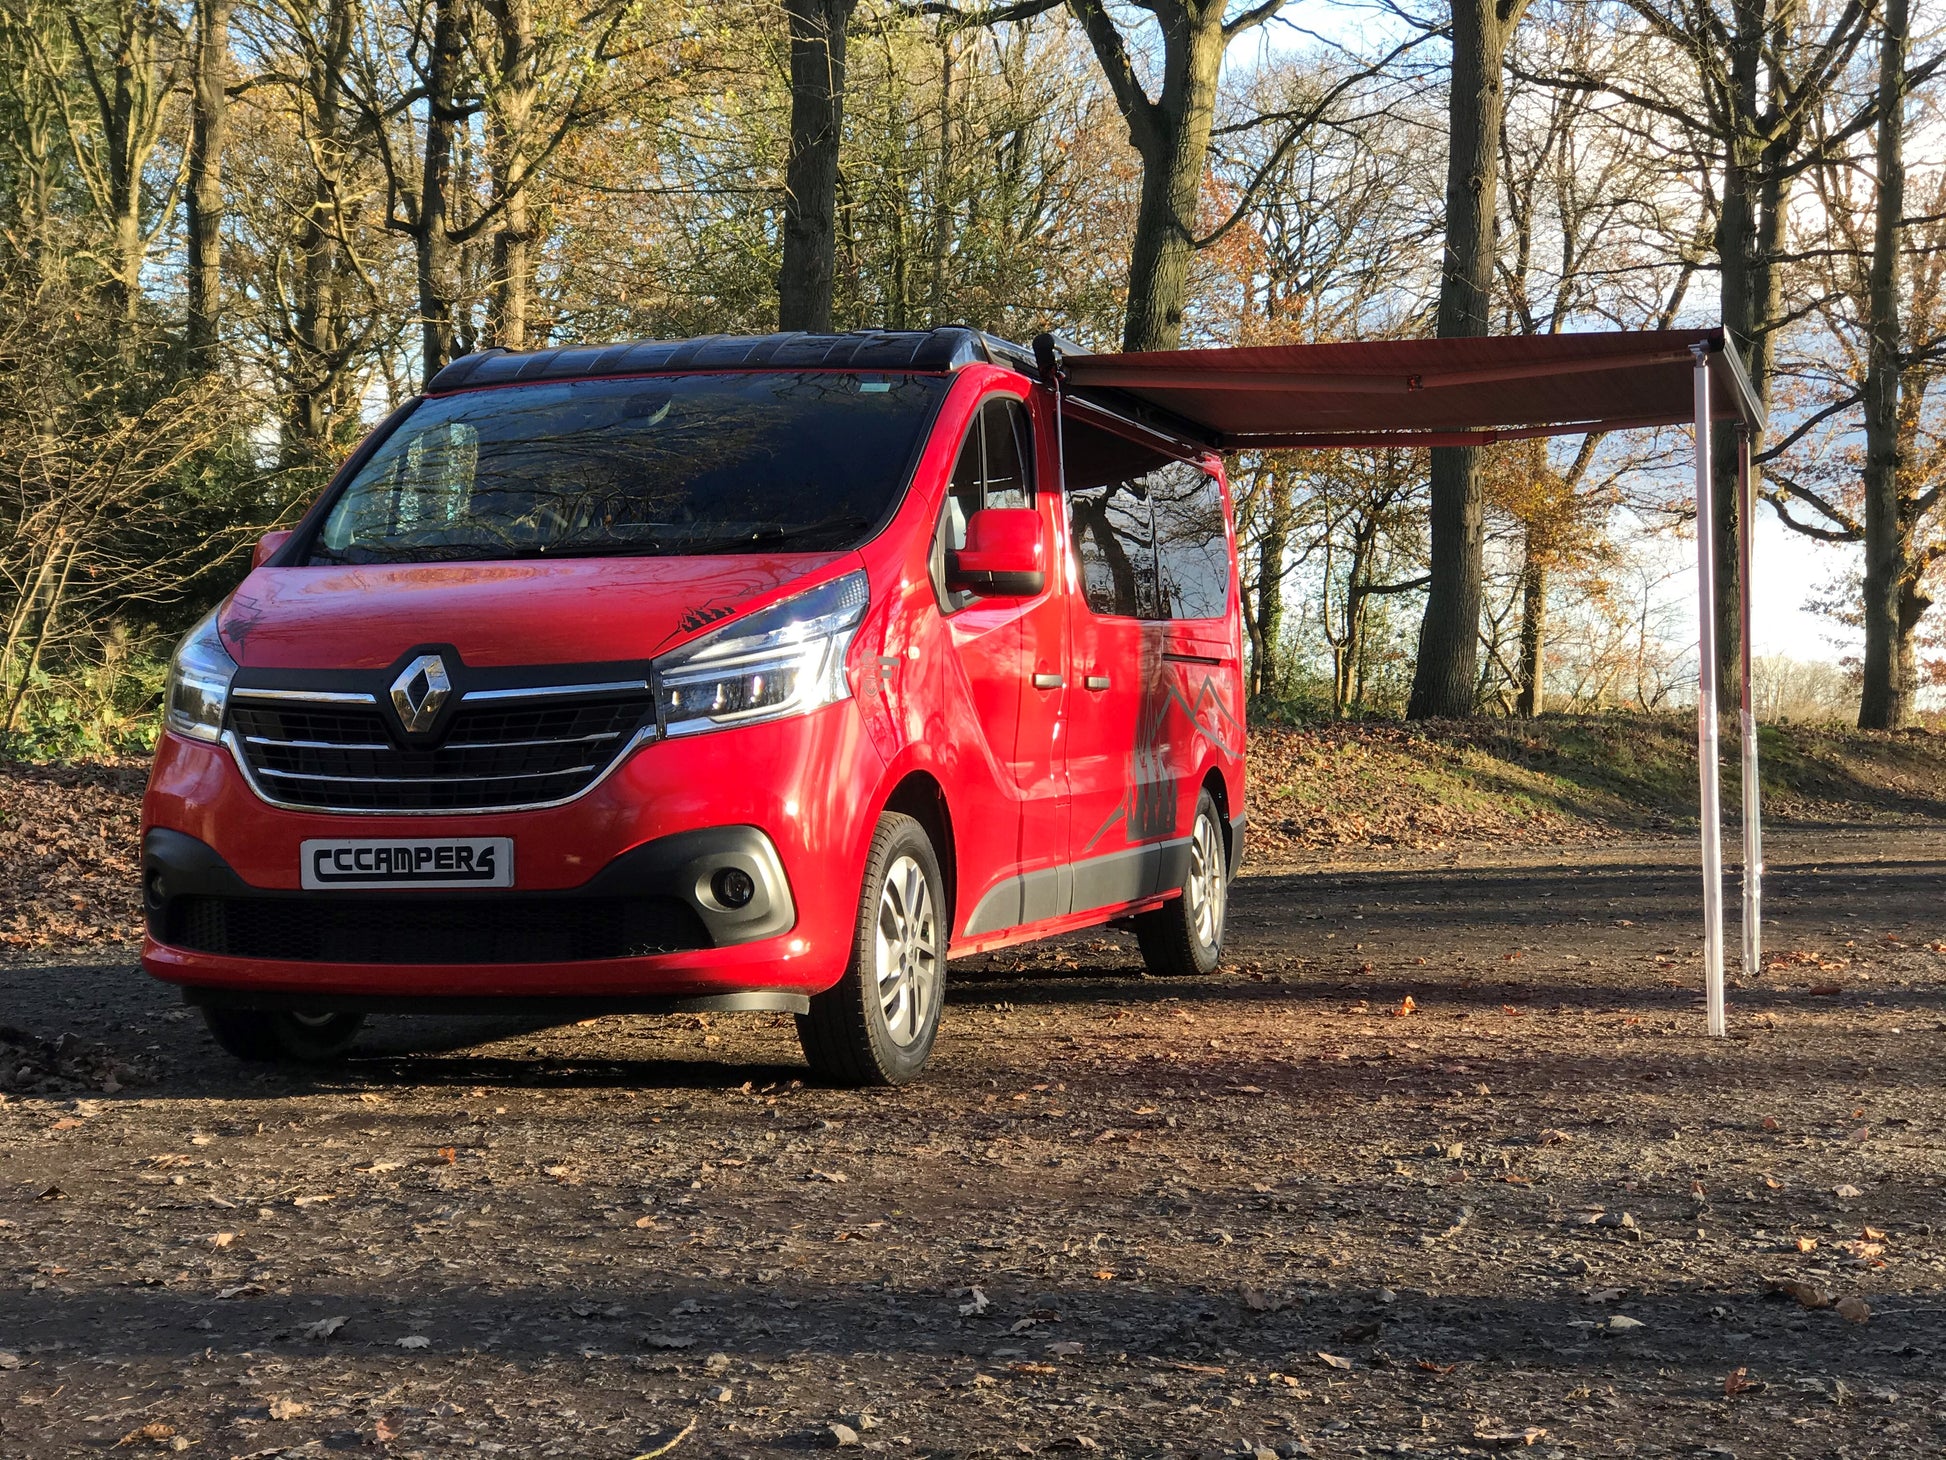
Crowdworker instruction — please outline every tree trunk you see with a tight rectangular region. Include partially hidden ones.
[418,0,466,377]
[286,0,353,465]
[484,0,538,349]
[1515,551,1545,716]
[926,28,953,328]
[100,15,153,329]
[185,0,231,371]
[52,3,174,331]
[779,0,855,333]
[1407,0,1527,719]
[1068,0,1237,354]
[1858,0,1909,730]
[1253,471,1289,699]
[1122,8,1223,353]
[1707,0,1787,701]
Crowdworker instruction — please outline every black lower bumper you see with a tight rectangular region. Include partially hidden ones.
[143,825,796,966]
[180,986,811,1017]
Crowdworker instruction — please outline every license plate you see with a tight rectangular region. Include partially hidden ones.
[300,838,514,890]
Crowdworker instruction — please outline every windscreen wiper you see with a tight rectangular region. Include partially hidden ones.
[688,515,873,555]
[499,538,674,559]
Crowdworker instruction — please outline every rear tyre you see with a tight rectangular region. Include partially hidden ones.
[1133,789,1229,977]
[797,812,946,1086]
[201,1007,365,1064]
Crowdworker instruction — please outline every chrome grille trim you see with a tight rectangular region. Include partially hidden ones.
[255,763,602,786]
[243,734,393,752]
[442,730,622,752]
[232,686,378,705]
[461,679,648,703]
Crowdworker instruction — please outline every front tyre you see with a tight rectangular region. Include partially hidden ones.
[201,1007,365,1064]
[1133,789,1229,977]
[797,812,946,1086]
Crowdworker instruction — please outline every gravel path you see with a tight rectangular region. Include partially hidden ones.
[2,827,1942,1458]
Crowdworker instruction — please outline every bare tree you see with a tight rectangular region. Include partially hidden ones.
[1859,0,1912,727]
[185,0,232,370]
[780,0,857,330]
[7,0,186,327]
[1405,0,1531,720]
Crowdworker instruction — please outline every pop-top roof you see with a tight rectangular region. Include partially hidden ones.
[425,327,1031,393]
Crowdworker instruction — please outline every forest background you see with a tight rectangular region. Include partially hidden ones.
[0,0,1940,756]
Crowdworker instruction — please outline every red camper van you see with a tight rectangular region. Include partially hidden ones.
[140,329,1246,1084]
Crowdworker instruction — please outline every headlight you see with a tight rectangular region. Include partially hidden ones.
[655,571,869,737]
[163,608,237,743]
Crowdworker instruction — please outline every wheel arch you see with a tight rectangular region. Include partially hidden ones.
[878,770,957,932]
[1197,763,1237,873]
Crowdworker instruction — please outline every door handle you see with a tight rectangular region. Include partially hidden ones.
[1031,673,1064,689]
[1084,674,1111,691]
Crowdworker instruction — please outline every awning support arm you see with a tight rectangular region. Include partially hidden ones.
[1694,343,1728,1038]
[1738,424,1763,984]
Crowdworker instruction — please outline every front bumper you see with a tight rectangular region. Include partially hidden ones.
[139,699,883,1001]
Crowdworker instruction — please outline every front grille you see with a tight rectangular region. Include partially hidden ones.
[164,894,711,963]
[229,691,656,812]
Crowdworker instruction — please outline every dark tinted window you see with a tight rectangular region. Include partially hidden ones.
[311,372,947,564]
[1151,460,1230,620]
[937,396,1036,610]
[1064,415,1170,618]
[1069,479,1159,618]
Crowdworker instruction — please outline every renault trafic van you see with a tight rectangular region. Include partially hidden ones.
[142,329,1245,1084]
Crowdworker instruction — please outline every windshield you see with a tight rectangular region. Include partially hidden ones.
[308,371,949,564]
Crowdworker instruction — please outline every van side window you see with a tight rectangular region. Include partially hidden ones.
[1069,480,1159,619]
[981,399,1032,510]
[1063,415,1175,619]
[1151,459,1230,620]
[935,395,1036,611]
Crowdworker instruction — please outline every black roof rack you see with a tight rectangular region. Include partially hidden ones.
[424,326,1040,394]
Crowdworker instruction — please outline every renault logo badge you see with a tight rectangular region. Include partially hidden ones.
[390,654,452,734]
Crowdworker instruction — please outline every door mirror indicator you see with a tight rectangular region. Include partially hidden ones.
[252,530,293,568]
[947,508,1044,598]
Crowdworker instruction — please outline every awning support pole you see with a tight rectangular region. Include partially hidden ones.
[1737,426,1762,981]
[1693,344,1727,1037]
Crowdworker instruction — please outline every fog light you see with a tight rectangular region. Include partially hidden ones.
[144,869,166,908]
[712,867,756,909]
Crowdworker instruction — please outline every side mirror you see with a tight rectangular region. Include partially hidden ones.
[252,530,293,569]
[947,508,1044,598]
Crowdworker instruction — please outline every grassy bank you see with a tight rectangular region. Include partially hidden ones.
[1246,713,1946,861]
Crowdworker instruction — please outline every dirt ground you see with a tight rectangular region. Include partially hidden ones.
[2,825,1944,1459]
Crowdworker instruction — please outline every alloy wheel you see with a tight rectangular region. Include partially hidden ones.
[1185,811,1227,952]
[873,853,941,1047]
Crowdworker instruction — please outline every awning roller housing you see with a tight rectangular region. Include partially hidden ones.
[1053,328,1763,450]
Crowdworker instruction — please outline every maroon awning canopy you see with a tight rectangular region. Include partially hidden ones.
[1058,328,1763,450]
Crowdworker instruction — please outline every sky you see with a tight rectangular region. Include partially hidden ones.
[1747,512,1858,660]
[1639,508,1860,670]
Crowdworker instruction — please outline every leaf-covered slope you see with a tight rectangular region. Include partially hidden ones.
[1246,716,1946,862]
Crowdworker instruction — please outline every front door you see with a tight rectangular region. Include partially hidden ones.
[934,390,1071,938]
